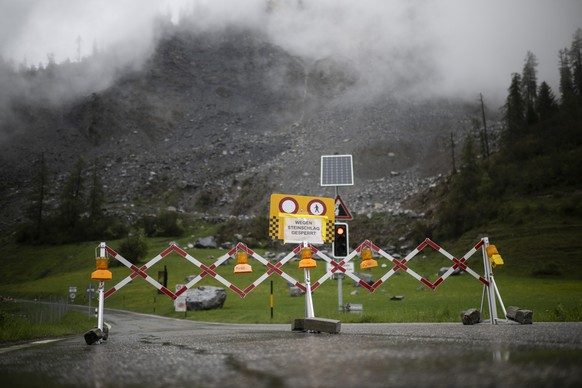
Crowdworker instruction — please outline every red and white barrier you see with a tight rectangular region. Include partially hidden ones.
[96,236,506,324]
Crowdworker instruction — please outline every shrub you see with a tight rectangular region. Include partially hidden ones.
[137,211,185,237]
[531,262,562,277]
[116,230,148,265]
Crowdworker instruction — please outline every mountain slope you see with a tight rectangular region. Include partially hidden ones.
[0,25,486,234]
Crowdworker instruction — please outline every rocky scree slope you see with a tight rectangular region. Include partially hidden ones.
[0,27,482,235]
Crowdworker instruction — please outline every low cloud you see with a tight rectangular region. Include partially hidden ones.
[0,0,580,105]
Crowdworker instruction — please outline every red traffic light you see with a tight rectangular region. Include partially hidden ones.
[333,223,349,258]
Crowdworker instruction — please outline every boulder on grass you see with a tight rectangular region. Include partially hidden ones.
[185,286,226,311]
[353,272,374,286]
[195,236,217,249]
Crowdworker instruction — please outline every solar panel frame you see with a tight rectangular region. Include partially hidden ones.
[320,155,354,186]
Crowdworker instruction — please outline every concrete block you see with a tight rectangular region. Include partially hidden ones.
[461,308,481,325]
[84,328,104,345]
[345,303,363,313]
[507,306,533,324]
[291,317,341,334]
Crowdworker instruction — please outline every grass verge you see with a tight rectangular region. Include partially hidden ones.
[0,299,93,344]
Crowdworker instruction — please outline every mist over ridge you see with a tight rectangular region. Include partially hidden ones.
[2,0,580,104]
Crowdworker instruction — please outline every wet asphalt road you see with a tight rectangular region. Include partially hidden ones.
[1,309,581,387]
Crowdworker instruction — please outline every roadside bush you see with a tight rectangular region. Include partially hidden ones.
[531,262,562,277]
[116,230,148,265]
[216,216,270,247]
[558,194,582,217]
[137,211,185,237]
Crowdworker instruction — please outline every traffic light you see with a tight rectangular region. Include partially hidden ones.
[333,222,349,258]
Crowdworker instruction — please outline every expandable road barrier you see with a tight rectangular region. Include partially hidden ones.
[90,236,507,335]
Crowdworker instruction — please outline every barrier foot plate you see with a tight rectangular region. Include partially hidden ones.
[84,328,104,345]
[292,317,341,334]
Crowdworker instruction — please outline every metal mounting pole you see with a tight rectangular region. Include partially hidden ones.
[97,242,106,330]
[304,268,315,318]
[482,237,498,324]
[335,186,344,312]
[337,272,343,312]
[97,280,105,330]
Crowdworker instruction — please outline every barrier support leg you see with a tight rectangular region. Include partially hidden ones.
[491,276,507,319]
[482,237,507,324]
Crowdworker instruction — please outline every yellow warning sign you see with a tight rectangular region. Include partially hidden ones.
[269,194,335,244]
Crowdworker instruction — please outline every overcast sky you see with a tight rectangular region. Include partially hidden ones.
[0,0,580,104]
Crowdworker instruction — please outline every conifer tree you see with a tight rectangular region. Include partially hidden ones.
[559,48,576,107]
[536,81,558,121]
[569,28,582,100]
[521,51,538,124]
[503,73,525,142]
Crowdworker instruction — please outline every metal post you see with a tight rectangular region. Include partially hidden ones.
[480,282,486,316]
[338,271,343,312]
[491,276,508,319]
[482,237,498,324]
[97,280,105,330]
[304,268,315,318]
[88,288,92,317]
[334,186,344,312]
[97,242,106,330]
[270,280,274,320]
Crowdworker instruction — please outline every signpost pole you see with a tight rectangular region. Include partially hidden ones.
[338,271,343,312]
[304,267,315,318]
[97,243,106,331]
[97,280,105,330]
[335,186,344,312]
[482,237,499,324]
[87,285,93,317]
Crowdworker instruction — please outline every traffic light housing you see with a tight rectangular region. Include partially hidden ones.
[333,222,349,258]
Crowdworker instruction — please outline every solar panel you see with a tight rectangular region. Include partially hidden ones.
[320,155,354,186]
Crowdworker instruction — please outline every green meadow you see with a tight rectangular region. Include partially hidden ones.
[2,230,581,333]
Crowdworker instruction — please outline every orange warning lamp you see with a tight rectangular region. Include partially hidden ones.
[360,246,378,269]
[234,250,252,274]
[298,245,316,269]
[486,245,504,268]
[91,248,112,281]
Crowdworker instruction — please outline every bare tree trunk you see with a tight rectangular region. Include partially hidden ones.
[480,93,490,157]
